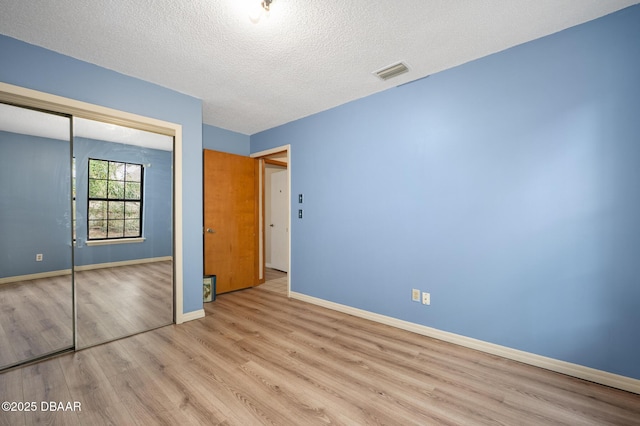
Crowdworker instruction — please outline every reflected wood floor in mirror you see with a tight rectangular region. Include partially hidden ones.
[0,274,73,369]
[2,277,639,425]
[0,261,172,369]
[76,260,173,348]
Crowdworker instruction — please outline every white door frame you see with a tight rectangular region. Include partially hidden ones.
[251,145,291,297]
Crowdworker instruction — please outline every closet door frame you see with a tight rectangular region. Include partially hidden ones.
[0,82,185,331]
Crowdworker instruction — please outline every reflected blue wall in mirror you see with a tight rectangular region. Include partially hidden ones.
[73,137,173,266]
[0,131,172,278]
[0,130,71,278]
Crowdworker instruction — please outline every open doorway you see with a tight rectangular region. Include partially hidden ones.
[251,145,290,296]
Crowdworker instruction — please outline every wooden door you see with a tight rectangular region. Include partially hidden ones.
[203,150,259,294]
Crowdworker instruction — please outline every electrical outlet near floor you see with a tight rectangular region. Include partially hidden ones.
[36,253,43,262]
[411,288,420,302]
[422,292,430,305]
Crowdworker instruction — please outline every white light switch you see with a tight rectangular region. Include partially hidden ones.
[412,289,420,302]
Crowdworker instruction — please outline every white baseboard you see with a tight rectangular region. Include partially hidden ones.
[290,291,640,395]
[74,256,172,271]
[178,308,205,324]
[0,269,72,285]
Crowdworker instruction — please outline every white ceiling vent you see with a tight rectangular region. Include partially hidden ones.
[373,62,409,81]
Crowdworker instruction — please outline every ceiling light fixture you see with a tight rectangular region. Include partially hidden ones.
[249,0,274,23]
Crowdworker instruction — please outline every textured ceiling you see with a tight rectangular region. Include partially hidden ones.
[0,0,638,135]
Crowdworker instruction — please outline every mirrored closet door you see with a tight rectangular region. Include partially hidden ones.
[73,118,174,349]
[0,102,174,370]
[0,103,74,369]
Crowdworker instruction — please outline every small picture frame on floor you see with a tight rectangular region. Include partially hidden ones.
[203,275,216,302]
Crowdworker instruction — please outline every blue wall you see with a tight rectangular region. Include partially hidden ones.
[0,131,72,277]
[251,6,640,380]
[203,123,250,155]
[0,35,203,314]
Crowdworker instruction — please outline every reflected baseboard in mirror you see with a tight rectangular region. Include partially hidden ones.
[76,260,173,349]
[0,274,74,370]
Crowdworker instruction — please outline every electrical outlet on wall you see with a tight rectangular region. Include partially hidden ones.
[412,289,420,302]
[422,292,430,305]
[36,253,43,262]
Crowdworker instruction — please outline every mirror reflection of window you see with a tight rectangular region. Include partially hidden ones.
[87,158,144,240]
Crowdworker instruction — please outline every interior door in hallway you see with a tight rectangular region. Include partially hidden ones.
[269,169,289,272]
[203,149,259,294]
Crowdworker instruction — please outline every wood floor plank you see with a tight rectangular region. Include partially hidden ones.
[2,277,639,425]
[0,368,26,426]
[235,334,445,425]
[237,359,371,425]
[59,350,136,425]
[105,366,176,426]
[83,339,139,379]
[152,325,315,425]
[263,268,286,282]
[19,359,81,426]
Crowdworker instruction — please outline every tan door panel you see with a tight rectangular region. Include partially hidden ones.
[203,149,258,294]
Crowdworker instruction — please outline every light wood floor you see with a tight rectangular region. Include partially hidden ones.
[260,268,287,294]
[1,274,639,425]
[0,261,172,369]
